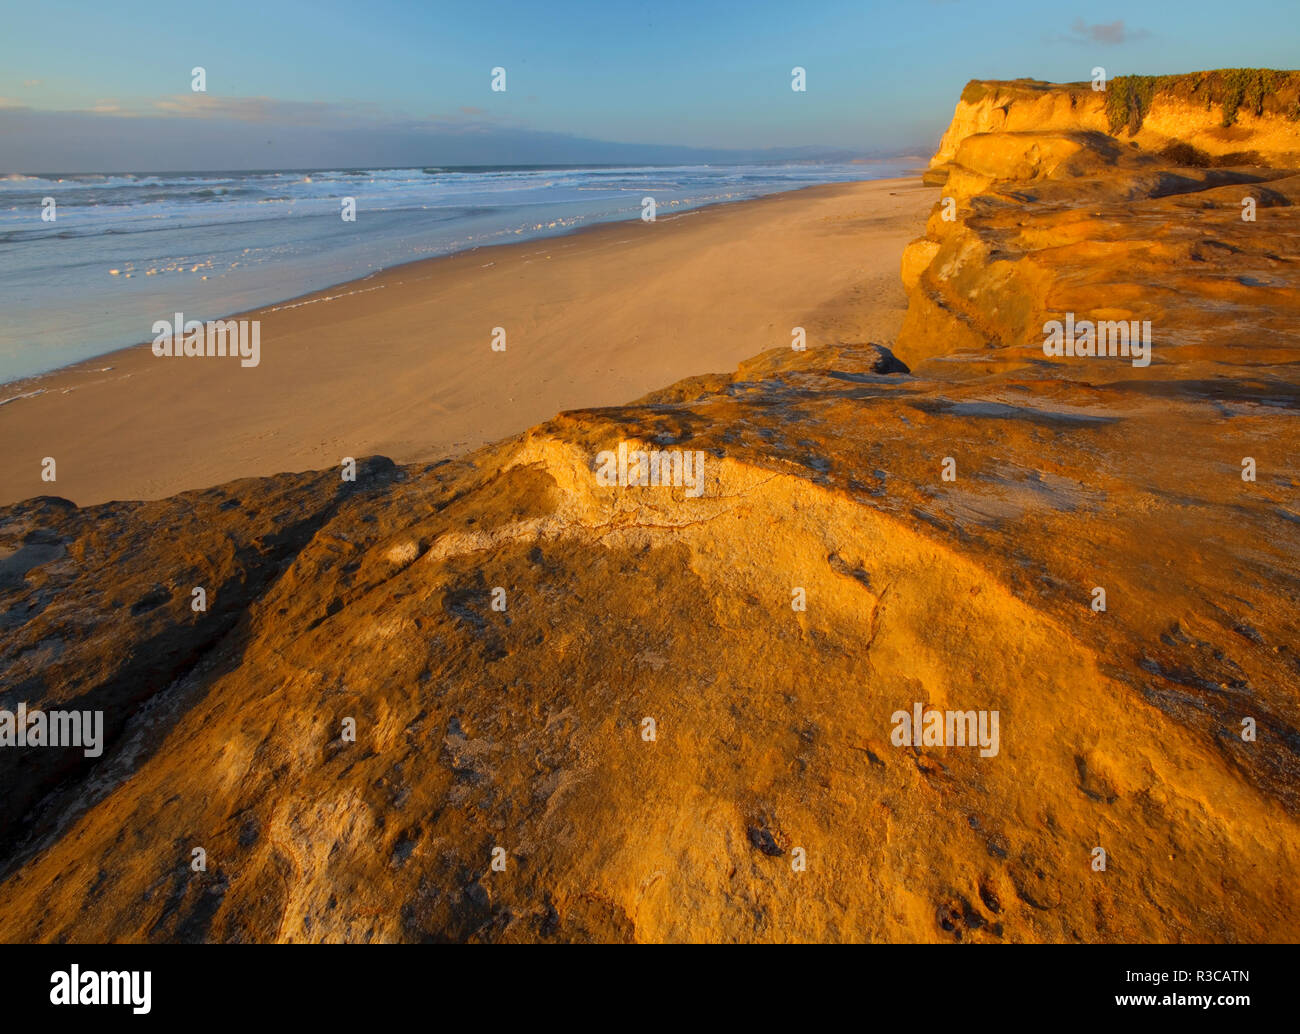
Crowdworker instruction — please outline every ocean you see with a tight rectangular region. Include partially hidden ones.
[0,161,910,383]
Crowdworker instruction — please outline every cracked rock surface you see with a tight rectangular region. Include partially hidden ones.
[2,90,1298,942]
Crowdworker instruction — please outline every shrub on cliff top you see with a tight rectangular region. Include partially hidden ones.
[961,78,1084,107]
[1221,69,1280,125]
[1157,141,1266,168]
[1106,69,1296,134]
[1106,75,1166,134]
[966,69,1299,132]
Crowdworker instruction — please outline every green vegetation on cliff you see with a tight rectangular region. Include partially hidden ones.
[1102,69,1300,132]
[960,69,1300,134]
[1105,75,1163,134]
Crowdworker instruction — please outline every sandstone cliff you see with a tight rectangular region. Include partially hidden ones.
[929,70,1300,182]
[2,77,1298,944]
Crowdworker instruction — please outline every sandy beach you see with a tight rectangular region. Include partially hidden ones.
[0,177,934,506]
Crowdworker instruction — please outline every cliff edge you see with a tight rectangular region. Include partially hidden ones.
[928,70,1300,183]
[2,76,1298,944]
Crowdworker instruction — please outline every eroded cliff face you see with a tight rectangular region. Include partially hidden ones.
[930,72,1300,178]
[901,128,1300,364]
[2,82,1299,944]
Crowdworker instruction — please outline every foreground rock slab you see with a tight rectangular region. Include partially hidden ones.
[1,75,1298,943]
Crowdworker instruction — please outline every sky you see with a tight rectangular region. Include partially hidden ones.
[1,0,1297,171]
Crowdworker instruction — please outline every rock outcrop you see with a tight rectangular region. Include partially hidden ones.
[2,75,1298,943]
[929,71,1300,183]
[902,130,1300,363]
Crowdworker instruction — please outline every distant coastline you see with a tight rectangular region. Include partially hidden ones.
[0,161,915,383]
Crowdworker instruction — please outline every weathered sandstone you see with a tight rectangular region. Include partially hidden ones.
[2,74,1297,944]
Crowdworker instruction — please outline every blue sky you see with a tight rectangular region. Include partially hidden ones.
[2,0,1297,169]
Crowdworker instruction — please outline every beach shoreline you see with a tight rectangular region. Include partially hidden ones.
[0,164,926,386]
[0,176,935,506]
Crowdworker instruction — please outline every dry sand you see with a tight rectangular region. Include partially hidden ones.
[0,178,934,506]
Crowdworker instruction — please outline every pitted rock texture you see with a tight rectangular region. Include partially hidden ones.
[1,80,1298,943]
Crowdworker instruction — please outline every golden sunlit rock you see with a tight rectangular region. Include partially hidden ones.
[1,74,1297,944]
